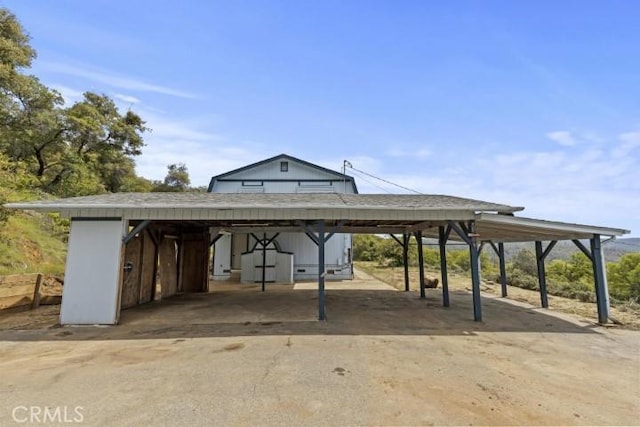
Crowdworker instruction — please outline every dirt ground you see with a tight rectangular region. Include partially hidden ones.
[358,261,640,330]
[0,269,638,426]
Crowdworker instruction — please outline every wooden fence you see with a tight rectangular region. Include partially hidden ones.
[0,273,63,310]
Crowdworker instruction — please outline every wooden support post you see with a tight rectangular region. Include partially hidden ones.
[438,226,450,307]
[535,241,549,308]
[177,235,185,293]
[591,234,609,324]
[31,273,43,309]
[498,242,507,297]
[415,231,425,299]
[403,233,410,292]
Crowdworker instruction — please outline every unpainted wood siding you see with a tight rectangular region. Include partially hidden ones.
[121,234,143,309]
[181,232,210,292]
[159,238,178,298]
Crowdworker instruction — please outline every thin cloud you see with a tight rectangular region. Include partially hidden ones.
[349,131,638,233]
[49,84,84,104]
[41,61,196,99]
[114,93,141,104]
[613,132,640,158]
[546,131,577,146]
[386,147,431,158]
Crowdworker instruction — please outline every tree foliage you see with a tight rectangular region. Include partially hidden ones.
[152,163,192,192]
[0,7,150,197]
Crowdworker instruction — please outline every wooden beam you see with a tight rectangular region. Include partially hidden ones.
[31,274,43,309]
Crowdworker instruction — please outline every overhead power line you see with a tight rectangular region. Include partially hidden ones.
[345,163,423,194]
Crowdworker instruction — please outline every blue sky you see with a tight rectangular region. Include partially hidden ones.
[4,0,639,236]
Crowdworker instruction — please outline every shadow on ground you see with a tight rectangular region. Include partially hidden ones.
[0,283,599,341]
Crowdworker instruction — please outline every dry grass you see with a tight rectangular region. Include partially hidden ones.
[355,261,640,330]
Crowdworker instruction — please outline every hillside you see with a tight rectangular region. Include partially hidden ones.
[498,238,639,262]
[421,237,640,262]
[0,211,68,275]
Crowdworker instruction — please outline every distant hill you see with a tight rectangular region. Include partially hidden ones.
[422,237,640,263]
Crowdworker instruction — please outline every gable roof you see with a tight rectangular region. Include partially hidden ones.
[207,153,358,193]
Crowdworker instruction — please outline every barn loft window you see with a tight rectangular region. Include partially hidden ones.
[280,161,289,172]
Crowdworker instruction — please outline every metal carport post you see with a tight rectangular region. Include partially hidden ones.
[448,220,483,321]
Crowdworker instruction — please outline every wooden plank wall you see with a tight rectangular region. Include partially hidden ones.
[139,230,157,304]
[120,234,143,309]
[159,238,178,298]
[181,232,210,292]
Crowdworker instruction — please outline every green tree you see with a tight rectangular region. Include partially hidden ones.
[511,248,537,276]
[153,163,191,192]
[0,152,38,224]
[564,252,593,283]
[607,253,640,302]
[0,8,148,196]
[353,234,383,262]
[0,8,36,97]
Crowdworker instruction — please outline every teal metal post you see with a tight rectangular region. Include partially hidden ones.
[590,235,609,324]
[318,221,326,320]
[468,223,482,321]
[438,226,450,307]
[415,231,425,299]
[535,241,549,308]
[498,242,507,297]
[403,233,410,292]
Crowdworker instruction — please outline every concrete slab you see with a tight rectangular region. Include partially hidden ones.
[0,269,638,426]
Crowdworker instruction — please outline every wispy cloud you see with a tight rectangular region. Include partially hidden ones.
[114,93,141,104]
[347,131,639,233]
[133,109,273,186]
[41,62,196,99]
[49,84,84,105]
[546,131,577,146]
[386,147,431,158]
[613,132,640,158]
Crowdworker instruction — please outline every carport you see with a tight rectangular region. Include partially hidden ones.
[7,193,628,325]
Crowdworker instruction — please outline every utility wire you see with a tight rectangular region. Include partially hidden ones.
[348,169,393,193]
[346,164,423,194]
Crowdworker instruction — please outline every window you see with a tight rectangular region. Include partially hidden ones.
[280,161,288,172]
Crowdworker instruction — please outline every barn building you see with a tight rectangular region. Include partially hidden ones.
[208,154,356,283]
[5,154,630,327]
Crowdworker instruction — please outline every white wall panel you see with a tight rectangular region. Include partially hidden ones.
[213,234,232,279]
[60,219,125,325]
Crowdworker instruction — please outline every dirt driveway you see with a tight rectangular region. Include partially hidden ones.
[0,269,638,426]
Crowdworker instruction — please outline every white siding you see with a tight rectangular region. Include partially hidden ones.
[217,158,344,182]
[210,157,355,281]
[214,180,344,194]
[275,232,352,281]
[213,234,232,279]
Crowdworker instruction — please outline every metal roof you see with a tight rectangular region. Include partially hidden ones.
[5,192,629,241]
